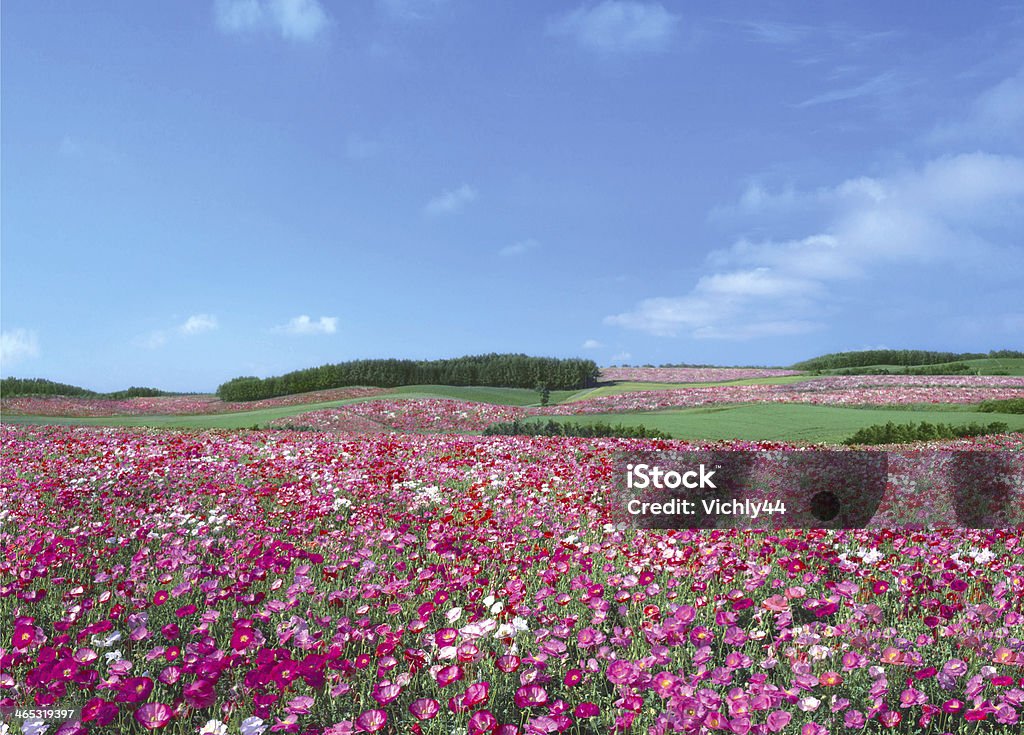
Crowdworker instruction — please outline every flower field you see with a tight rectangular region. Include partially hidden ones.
[0,390,391,418]
[597,369,803,384]
[2,424,1023,734]
[546,378,1024,416]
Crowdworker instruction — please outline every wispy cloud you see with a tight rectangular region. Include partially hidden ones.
[608,153,1024,339]
[178,314,219,335]
[797,69,904,107]
[423,184,477,216]
[931,67,1024,144]
[0,328,40,366]
[275,315,338,335]
[582,339,604,349]
[498,238,540,257]
[139,315,219,349]
[547,1,679,54]
[377,0,447,22]
[214,0,329,41]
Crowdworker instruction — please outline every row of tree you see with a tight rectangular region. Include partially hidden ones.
[1,378,174,399]
[793,349,1024,371]
[216,354,600,401]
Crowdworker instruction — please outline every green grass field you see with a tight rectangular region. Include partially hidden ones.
[529,403,1024,444]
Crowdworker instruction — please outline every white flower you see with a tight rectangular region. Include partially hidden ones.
[445,606,463,623]
[199,720,228,735]
[240,717,268,735]
[798,696,822,712]
[22,722,48,735]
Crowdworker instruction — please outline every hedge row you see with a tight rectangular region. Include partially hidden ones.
[843,421,1011,445]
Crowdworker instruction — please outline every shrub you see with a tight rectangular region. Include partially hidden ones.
[843,421,1011,445]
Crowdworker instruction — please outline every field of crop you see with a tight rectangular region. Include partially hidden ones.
[3,424,1024,735]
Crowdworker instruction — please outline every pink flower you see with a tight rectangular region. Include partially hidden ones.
[355,709,387,733]
[116,676,154,703]
[436,664,463,687]
[765,711,791,732]
[514,685,548,708]
[468,710,499,734]
[409,698,440,721]
[135,702,173,730]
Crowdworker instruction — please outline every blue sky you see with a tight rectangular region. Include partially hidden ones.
[2,1,1022,391]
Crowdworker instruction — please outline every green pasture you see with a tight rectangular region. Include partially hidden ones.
[529,403,1024,444]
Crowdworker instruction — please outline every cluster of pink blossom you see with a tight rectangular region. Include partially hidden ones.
[543,381,1024,415]
[0,388,391,418]
[599,368,803,383]
[340,399,528,433]
[267,409,390,434]
[2,425,1023,734]
[792,375,1024,390]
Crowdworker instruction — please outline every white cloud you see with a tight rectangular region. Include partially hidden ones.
[582,339,604,349]
[0,329,40,367]
[610,351,632,362]
[608,153,1024,339]
[214,0,328,41]
[931,68,1024,144]
[548,1,678,53]
[276,315,338,335]
[499,238,540,257]
[138,315,218,349]
[377,0,447,21]
[423,184,477,216]
[178,314,219,335]
[140,331,169,350]
[797,69,904,108]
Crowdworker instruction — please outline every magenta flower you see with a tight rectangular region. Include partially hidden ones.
[436,664,463,687]
[183,679,216,709]
[468,710,499,734]
[409,698,440,721]
[514,684,549,708]
[355,709,387,733]
[135,702,173,730]
[116,676,154,703]
[463,682,490,708]
[765,711,791,732]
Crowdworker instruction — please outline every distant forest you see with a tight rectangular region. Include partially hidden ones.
[792,349,1023,371]
[216,354,600,401]
[0,378,176,399]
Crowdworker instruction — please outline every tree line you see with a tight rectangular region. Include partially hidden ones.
[216,354,600,401]
[793,349,1024,371]
[1,378,178,399]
